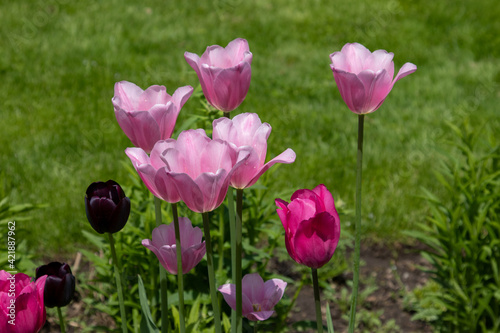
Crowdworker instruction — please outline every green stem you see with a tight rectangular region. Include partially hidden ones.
[235,189,244,333]
[57,307,66,333]
[228,189,237,333]
[172,203,185,333]
[202,212,222,333]
[312,268,323,333]
[348,114,364,333]
[108,232,128,333]
[155,197,170,333]
[254,321,258,333]
[218,207,225,274]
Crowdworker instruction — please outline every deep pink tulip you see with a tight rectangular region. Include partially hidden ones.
[329,42,417,114]
[0,271,47,333]
[127,129,250,213]
[218,273,287,321]
[142,217,206,274]
[212,113,296,189]
[276,184,341,269]
[126,141,181,203]
[184,38,252,112]
[113,81,193,153]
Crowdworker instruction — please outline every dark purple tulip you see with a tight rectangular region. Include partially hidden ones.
[35,262,75,308]
[85,180,131,234]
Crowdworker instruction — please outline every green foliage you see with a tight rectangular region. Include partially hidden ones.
[409,122,500,332]
[0,172,45,274]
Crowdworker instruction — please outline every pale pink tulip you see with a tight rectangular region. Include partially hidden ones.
[276,184,341,269]
[0,271,47,333]
[162,129,250,212]
[329,43,417,114]
[184,38,252,112]
[212,113,296,189]
[125,141,181,203]
[113,81,193,152]
[142,218,206,274]
[218,273,287,321]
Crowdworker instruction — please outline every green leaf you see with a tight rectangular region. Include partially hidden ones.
[326,302,335,333]
[138,275,160,333]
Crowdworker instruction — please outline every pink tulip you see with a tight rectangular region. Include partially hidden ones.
[128,129,250,213]
[276,184,341,269]
[212,113,296,189]
[218,273,287,321]
[113,81,194,153]
[126,141,181,203]
[184,38,252,112]
[142,217,206,274]
[0,271,47,333]
[329,42,417,114]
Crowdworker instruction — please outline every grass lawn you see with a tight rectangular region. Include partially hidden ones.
[1,0,499,256]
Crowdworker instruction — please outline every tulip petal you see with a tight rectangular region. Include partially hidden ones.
[394,62,418,83]
[244,148,296,188]
[293,212,340,268]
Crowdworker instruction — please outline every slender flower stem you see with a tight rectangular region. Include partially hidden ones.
[108,232,128,333]
[172,203,185,333]
[202,212,222,333]
[228,189,237,333]
[57,307,66,333]
[312,268,324,333]
[348,114,365,333]
[254,321,258,333]
[155,197,170,333]
[235,189,244,333]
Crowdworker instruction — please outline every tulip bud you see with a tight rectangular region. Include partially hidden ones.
[184,38,252,112]
[85,180,131,234]
[35,262,75,308]
[276,184,341,269]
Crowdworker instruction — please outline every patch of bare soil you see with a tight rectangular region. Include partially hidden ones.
[280,242,433,333]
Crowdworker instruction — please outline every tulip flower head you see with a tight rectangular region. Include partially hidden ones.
[112,81,193,153]
[218,273,287,321]
[185,38,252,112]
[0,270,47,333]
[142,217,206,274]
[212,113,296,189]
[329,42,417,114]
[276,184,341,269]
[130,129,250,213]
[85,180,131,234]
[125,141,182,203]
[35,262,75,308]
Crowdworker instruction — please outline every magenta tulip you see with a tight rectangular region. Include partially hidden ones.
[276,184,341,269]
[218,273,287,321]
[0,271,47,333]
[184,38,252,112]
[329,42,417,114]
[142,217,206,274]
[113,81,193,153]
[212,113,296,189]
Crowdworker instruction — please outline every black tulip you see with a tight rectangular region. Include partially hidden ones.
[35,262,76,308]
[85,180,131,234]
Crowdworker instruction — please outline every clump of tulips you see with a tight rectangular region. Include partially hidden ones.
[1,38,415,333]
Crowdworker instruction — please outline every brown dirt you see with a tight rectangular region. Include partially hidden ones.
[281,241,433,333]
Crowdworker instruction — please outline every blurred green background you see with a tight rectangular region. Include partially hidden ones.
[1,0,499,256]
